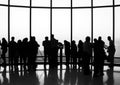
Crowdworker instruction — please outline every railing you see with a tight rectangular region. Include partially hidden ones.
[0,56,120,66]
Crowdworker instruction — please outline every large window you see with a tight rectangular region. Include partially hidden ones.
[10,7,29,41]
[0,0,120,58]
[93,8,113,46]
[52,9,70,43]
[73,9,91,43]
[0,6,8,40]
[115,7,120,57]
[32,9,50,51]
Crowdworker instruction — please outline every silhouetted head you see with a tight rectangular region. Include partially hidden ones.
[30,36,35,41]
[32,36,36,41]
[23,38,28,42]
[107,36,111,41]
[51,34,54,39]
[78,40,83,45]
[94,38,97,43]
[85,36,90,42]
[17,39,21,43]
[98,36,102,41]
[45,36,48,40]
[11,37,15,41]
[2,38,5,41]
[72,40,76,44]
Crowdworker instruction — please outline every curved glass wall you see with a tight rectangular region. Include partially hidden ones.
[0,0,120,58]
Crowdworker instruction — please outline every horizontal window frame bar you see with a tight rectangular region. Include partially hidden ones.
[0,4,120,9]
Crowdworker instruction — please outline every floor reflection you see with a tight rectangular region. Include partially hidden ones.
[0,65,120,85]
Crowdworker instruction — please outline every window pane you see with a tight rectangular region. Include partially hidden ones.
[73,9,91,43]
[10,8,29,41]
[53,0,70,7]
[73,0,91,7]
[0,6,8,40]
[0,0,8,4]
[93,8,113,46]
[10,0,29,6]
[115,7,120,57]
[32,9,50,52]
[115,0,120,5]
[32,0,50,7]
[93,0,112,6]
[52,9,70,43]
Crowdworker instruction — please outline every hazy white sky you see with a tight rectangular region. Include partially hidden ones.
[0,0,120,56]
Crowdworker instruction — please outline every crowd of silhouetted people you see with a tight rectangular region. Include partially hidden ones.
[0,34,116,77]
[42,35,116,77]
[0,36,39,71]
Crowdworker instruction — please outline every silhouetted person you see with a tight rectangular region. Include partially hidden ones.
[9,37,17,70]
[21,38,29,70]
[58,42,63,66]
[93,38,100,77]
[28,36,39,71]
[49,34,59,68]
[43,36,50,65]
[17,39,23,71]
[97,36,106,76]
[77,40,83,68]
[71,40,77,67]
[1,38,8,67]
[83,36,92,75]
[64,40,71,66]
[107,36,116,69]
